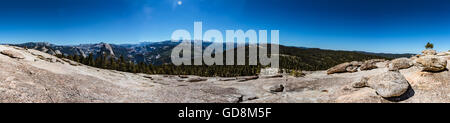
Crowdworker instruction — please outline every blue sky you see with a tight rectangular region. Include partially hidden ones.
[0,0,449,53]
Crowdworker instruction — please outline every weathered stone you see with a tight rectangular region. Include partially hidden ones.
[327,63,350,74]
[360,59,385,70]
[388,58,413,71]
[415,55,447,72]
[360,62,377,70]
[367,71,410,98]
[352,77,369,88]
[327,61,362,74]
[422,49,437,56]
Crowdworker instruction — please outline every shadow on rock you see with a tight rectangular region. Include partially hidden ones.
[425,68,448,73]
[382,85,415,102]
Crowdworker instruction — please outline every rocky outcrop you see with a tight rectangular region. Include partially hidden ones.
[415,55,447,72]
[1,50,25,59]
[388,58,413,71]
[327,61,362,74]
[351,71,410,98]
[360,59,386,70]
[341,50,448,102]
[352,77,369,88]
[327,63,351,74]
[422,49,437,56]
[327,59,387,74]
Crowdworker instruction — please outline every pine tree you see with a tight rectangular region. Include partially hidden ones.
[425,42,434,49]
[108,57,117,70]
[87,53,94,66]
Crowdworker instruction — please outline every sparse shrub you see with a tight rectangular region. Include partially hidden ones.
[425,42,434,49]
[290,70,305,77]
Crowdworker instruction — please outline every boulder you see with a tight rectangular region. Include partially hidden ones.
[388,58,413,71]
[415,55,447,72]
[422,49,437,56]
[352,77,369,88]
[327,61,362,74]
[327,63,351,74]
[1,50,25,59]
[360,59,386,70]
[366,71,410,98]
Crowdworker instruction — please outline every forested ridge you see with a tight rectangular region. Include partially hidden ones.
[55,44,389,77]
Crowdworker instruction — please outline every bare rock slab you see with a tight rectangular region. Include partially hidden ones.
[336,88,386,103]
[1,50,25,59]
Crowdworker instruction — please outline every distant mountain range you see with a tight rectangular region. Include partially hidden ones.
[11,41,187,65]
[355,51,415,59]
[9,41,416,70]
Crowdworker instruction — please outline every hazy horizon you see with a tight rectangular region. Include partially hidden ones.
[1,0,449,54]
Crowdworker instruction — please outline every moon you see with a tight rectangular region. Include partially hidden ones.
[177,1,182,6]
